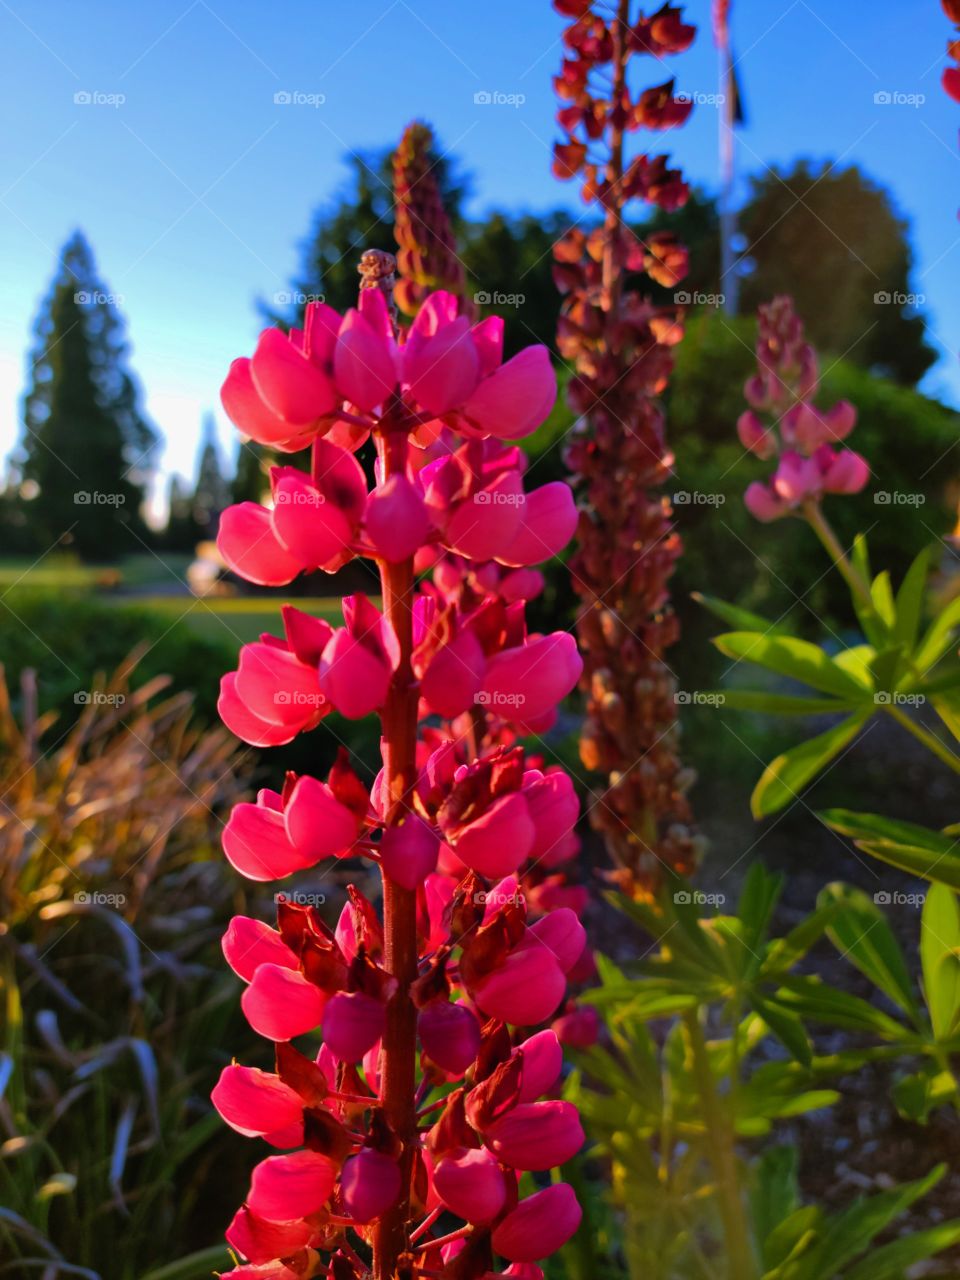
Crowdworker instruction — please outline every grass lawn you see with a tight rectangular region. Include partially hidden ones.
[0,553,193,590]
[112,594,347,645]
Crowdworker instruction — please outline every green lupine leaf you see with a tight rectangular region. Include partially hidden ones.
[751,713,870,818]
[894,544,932,653]
[819,883,921,1024]
[713,633,874,699]
[921,883,960,1040]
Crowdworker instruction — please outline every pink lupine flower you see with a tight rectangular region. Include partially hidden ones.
[211,1066,304,1142]
[432,1147,508,1223]
[522,907,587,973]
[516,1029,563,1102]
[553,1002,602,1049]
[499,481,578,567]
[462,345,557,439]
[221,916,298,982]
[340,1148,401,1223]
[451,791,535,878]
[473,944,566,1025]
[491,1183,583,1262]
[364,472,432,563]
[419,626,487,719]
[480,632,583,726]
[484,1099,584,1170]
[418,1000,482,1075]
[404,314,481,413]
[225,1208,314,1267]
[334,296,398,410]
[247,1149,337,1221]
[522,770,580,860]
[321,990,385,1061]
[283,774,360,862]
[319,594,399,719]
[736,410,777,460]
[378,815,440,890]
[250,310,339,426]
[242,964,326,1041]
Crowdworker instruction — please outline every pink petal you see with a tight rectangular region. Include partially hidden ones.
[221,358,308,448]
[516,1029,563,1102]
[405,316,481,415]
[242,965,326,1040]
[463,346,556,440]
[491,1184,582,1263]
[226,1206,313,1266]
[212,1065,304,1140]
[334,309,397,411]
[222,916,298,983]
[743,481,788,523]
[319,630,392,719]
[484,1100,584,1170]
[340,1149,401,1223]
[473,947,566,1025]
[247,1150,337,1222]
[223,802,312,881]
[217,503,303,587]
[418,1001,482,1075]
[365,474,432,563]
[270,468,354,570]
[480,633,582,724]
[283,774,359,860]
[452,792,535,878]
[523,908,587,973]
[420,629,486,719]
[235,643,326,729]
[251,328,337,424]
[523,772,579,861]
[443,470,525,561]
[219,672,298,748]
[379,816,440,890]
[498,482,577,567]
[433,1148,507,1224]
[322,990,384,1061]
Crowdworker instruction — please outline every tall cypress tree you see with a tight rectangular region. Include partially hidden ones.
[19,232,158,558]
[191,413,229,539]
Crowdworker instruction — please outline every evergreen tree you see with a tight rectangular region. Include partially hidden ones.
[191,414,229,538]
[231,439,269,505]
[162,473,195,551]
[19,232,158,557]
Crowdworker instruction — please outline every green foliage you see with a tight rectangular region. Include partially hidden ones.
[572,869,960,1279]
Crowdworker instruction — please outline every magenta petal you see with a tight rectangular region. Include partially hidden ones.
[491,1184,582,1263]
[523,772,579,861]
[480,632,583,724]
[235,643,325,728]
[219,673,298,748]
[365,474,431,563]
[405,316,481,415]
[420,629,486,719]
[218,503,303,586]
[212,1065,303,1139]
[379,816,440,890]
[221,358,307,448]
[453,792,535,878]
[284,774,359,860]
[242,965,326,1040]
[463,346,556,440]
[319,630,391,719]
[334,309,397,411]
[524,908,587,973]
[743,480,787,522]
[473,947,565,1025]
[418,1001,481,1075]
[443,470,525,561]
[251,328,338,424]
[222,802,311,881]
[498,481,577,567]
[226,1206,313,1266]
[516,1029,563,1102]
[471,315,504,376]
[247,1150,336,1222]
[340,1149,401,1223]
[433,1148,507,1224]
[322,990,384,1061]
[222,916,298,983]
[484,1100,584,1170]
[271,469,354,570]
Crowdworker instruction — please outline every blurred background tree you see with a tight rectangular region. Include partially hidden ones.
[15,231,157,558]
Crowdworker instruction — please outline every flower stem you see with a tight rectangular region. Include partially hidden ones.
[372,422,420,1279]
[802,499,873,612]
[684,1009,756,1280]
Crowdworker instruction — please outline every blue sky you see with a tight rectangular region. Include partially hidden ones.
[0,0,957,516]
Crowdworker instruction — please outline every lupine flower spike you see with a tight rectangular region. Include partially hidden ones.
[552,0,701,898]
[213,246,586,1279]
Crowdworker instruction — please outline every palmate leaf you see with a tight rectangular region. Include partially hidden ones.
[821,808,960,889]
[713,632,874,700]
[842,1220,960,1280]
[915,592,960,674]
[692,592,793,636]
[751,713,871,818]
[713,690,856,715]
[920,883,960,1041]
[893,544,932,653]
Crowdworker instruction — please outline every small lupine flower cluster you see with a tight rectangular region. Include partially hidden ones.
[212,263,588,1279]
[739,296,869,522]
[392,121,470,320]
[943,0,960,104]
[551,0,699,898]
